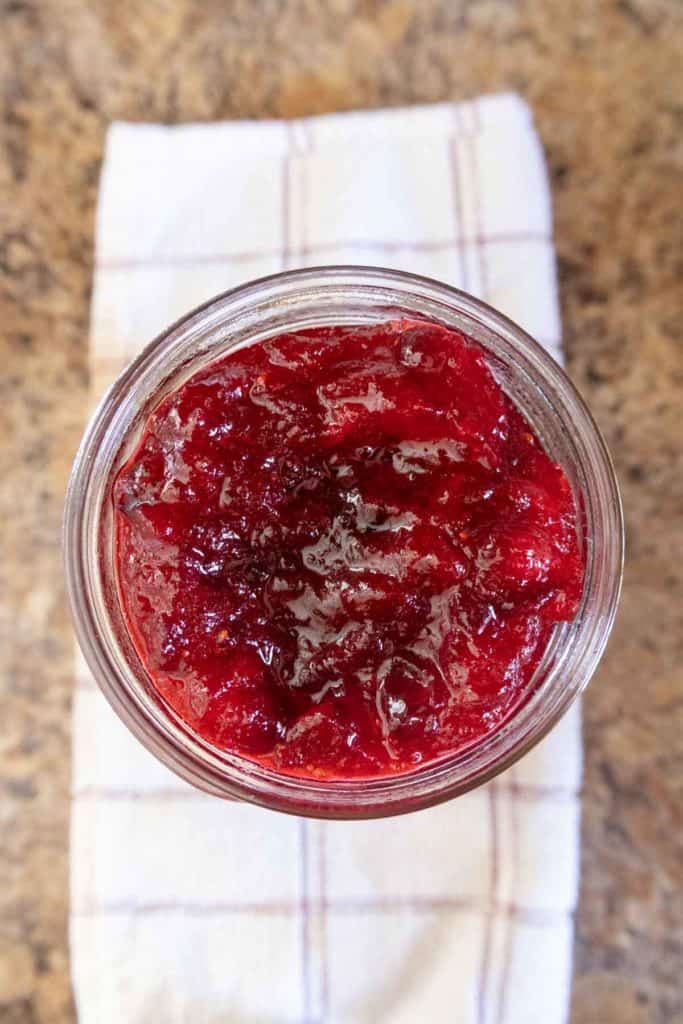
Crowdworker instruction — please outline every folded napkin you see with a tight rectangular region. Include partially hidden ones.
[72,93,581,1024]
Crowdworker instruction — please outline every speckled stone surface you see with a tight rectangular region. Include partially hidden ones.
[1,1,681,1021]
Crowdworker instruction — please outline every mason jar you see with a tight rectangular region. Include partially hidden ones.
[63,266,623,818]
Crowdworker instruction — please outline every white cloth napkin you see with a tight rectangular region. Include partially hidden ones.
[72,93,581,1024]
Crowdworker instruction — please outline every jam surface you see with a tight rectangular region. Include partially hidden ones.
[114,321,584,779]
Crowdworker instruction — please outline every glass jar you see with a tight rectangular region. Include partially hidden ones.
[64,266,623,818]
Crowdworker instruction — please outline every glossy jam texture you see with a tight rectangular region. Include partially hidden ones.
[114,321,584,779]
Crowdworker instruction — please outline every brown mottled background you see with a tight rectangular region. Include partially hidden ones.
[1,1,681,1021]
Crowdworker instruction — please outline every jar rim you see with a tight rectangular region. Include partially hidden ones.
[64,265,624,818]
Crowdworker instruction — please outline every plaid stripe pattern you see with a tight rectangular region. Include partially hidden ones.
[72,94,580,1024]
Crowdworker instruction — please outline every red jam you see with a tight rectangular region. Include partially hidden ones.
[114,321,584,780]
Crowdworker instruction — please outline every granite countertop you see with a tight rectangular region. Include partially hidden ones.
[1,1,681,1021]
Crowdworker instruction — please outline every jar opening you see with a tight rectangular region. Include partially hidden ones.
[64,266,623,818]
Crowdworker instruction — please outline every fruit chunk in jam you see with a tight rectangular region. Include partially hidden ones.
[114,320,584,779]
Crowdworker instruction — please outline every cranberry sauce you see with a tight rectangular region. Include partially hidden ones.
[114,321,584,779]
